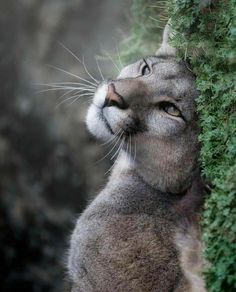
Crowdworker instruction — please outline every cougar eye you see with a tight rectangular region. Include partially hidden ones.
[142,65,150,75]
[159,102,181,117]
[141,60,151,76]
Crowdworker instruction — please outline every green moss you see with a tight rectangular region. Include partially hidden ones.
[123,0,236,291]
[169,1,236,290]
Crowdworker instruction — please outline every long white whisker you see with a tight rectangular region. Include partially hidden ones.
[36,88,71,94]
[58,88,80,100]
[102,49,120,73]
[62,92,93,103]
[105,163,114,176]
[36,81,94,86]
[37,86,95,94]
[68,88,94,96]
[123,136,130,176]
[56,92,93,107]
[111,135,125,160]
[49,86,94,92]
[58,41,83,62]
[82,56,99,84]
[72,92,94,97]
[58,42,99,84]
[105,136,125,175]
[95,58,104,81]
[115,43,123,68]
[39,86,95,92]
[69,93,93,105]
[117,138,126,177]
[67,92,94,102]
[125,135,129,158]
[99,129,122,146]
[129,134,132,166]
[96,131,123,163]
[36,82,96,90]
[46,64,97,87]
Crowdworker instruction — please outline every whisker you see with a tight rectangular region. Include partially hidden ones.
[123,136,130,176]
[36,81,94,86]
[36,86,95,94]
[126,135,129,159]
[58,41,83,62]
[36,82,96,90]
[64,90,93,99]
[99,129,122,146]
[58,42,99,84]
[134,139,136,163]
[96,131,123,163]
[46,64,97,88]
[117,138,126,176]
[82,56,99,84]
[38,83,95,91]
[110,135,125,160]
[68,93,93,105]
[105,136,125,175]
[115,43,123,68]
[129,134,132,166]
[66,92,94,102]
[95,58,104,81]
[58,88,80,100]
[56,92,93,108]
[102,49,120,73]
[104,163,114,176]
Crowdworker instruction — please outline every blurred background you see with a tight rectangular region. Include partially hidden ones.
[0,1,132,291]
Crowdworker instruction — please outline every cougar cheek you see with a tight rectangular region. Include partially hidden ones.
[86,105,112,140]
[103,107,131,133]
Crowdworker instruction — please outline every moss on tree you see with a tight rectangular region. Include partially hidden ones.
[123,1,236,291]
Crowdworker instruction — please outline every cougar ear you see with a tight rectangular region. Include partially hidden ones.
[155,20,176,57]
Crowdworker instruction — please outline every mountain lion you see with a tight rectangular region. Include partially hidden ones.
[68,23,206,292]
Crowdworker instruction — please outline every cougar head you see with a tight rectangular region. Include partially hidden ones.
[86,23,200,193]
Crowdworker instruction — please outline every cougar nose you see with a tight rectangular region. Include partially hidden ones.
[103,83,128,109]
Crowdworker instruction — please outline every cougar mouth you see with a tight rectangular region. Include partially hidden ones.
[99,108,115,135]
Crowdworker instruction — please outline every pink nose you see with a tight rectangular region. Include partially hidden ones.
[103,83,127,109]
